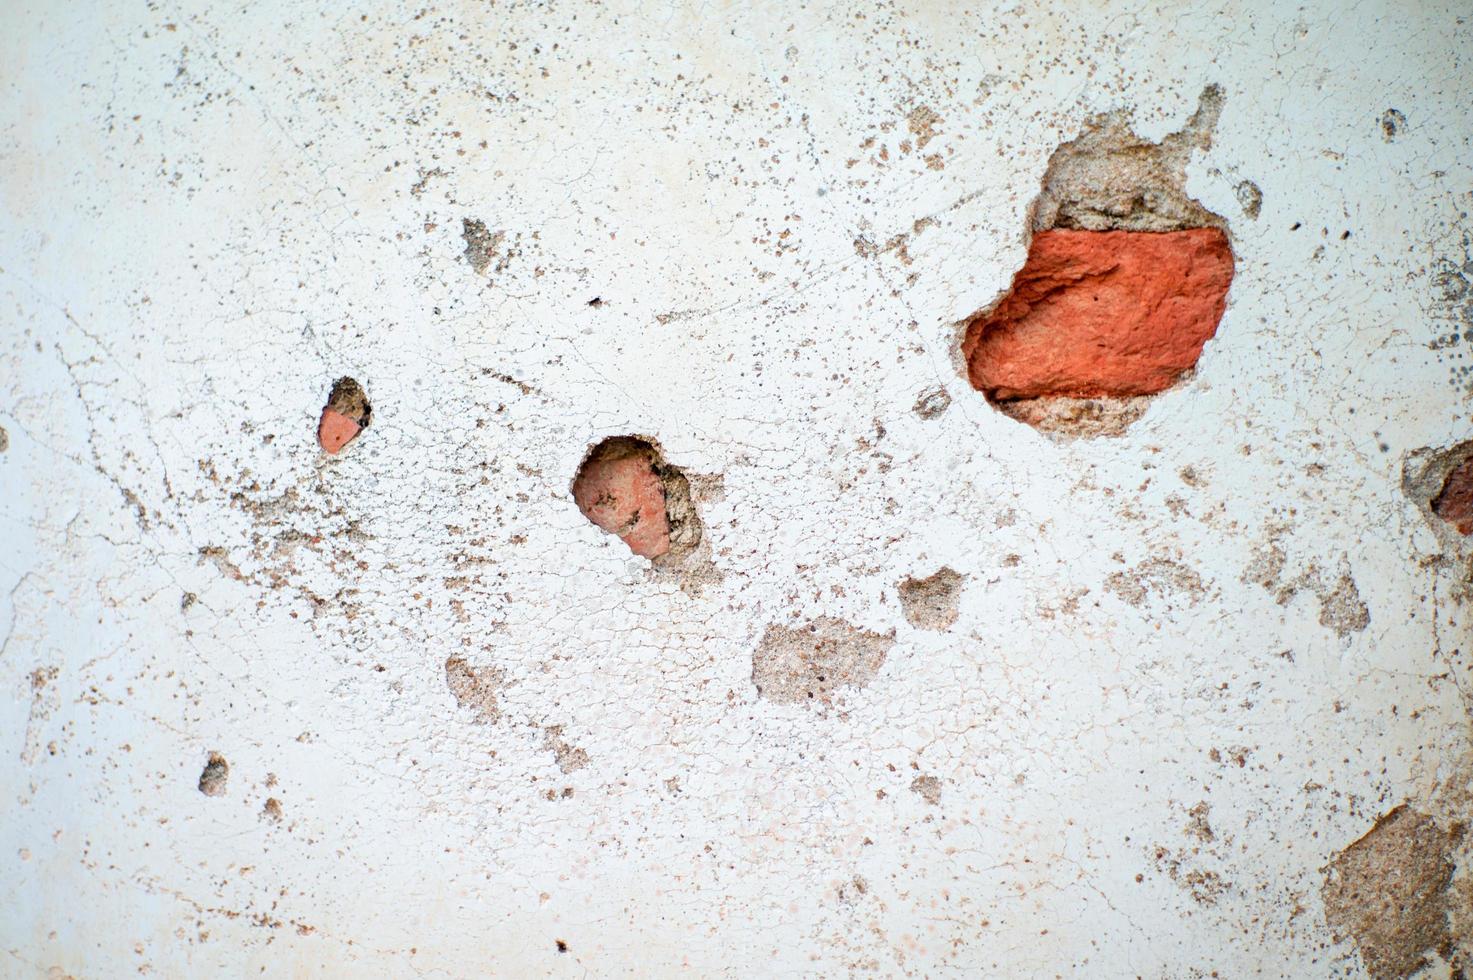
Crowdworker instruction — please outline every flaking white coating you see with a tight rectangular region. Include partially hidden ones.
[1,2,1471,976]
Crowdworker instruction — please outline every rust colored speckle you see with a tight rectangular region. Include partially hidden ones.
[963,228,1234,400]
[572,444,670,559]
[1432,455,1473,534]
[318,408,361,454]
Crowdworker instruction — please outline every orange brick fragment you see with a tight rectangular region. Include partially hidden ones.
[318,408,361,455]
[964,228,1234,400]
[572,446,670,559]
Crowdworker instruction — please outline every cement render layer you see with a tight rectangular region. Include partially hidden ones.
[2,1,1471,976]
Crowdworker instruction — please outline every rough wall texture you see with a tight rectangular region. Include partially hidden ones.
[963,228,1234,400]
[1,2,1471,977]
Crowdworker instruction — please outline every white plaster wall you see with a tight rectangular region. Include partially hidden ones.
[2,1,1470,976]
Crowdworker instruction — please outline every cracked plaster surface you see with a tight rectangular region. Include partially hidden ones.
[1,2,1471,976]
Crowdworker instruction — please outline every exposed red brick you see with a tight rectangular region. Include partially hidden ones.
[317,408,361,454]
[963,228,1234,400]
[317,376,370,454]
[572,443,670,559]
[1432,456,1473,535]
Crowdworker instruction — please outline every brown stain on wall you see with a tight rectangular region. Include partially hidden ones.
[1322,805,1456,979]
[445,656,504,724]
[751,618,894,708]
[897,568,964,631]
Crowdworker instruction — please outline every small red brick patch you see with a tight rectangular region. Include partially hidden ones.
[317,377,370,455]
[1433,456,1473,535]
[572,444,670,559]
[963,228,1234,400]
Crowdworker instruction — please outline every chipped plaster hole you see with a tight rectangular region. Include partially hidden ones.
[198,752,229,796]
[910,774,942,805]
[1106,556,1206,611]
[965,227,1233,399]
[445,656,504,724]
[571,436,701,563]
[462,218,516,276]
[750,617,894,708]
[898,567,964,631]
[542,725,590,774]
[960,86,1234,436]
[1317,573,1370,638]
[1235,180,1263,219]
[1432,455,1473,535]
[1322,805,1455,980]
[318,376,370,454]
[1403,440,1473,542]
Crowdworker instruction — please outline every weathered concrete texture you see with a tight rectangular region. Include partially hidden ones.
[2,0,1472,976]
[898,567,965,630]
[989,391,1153,437]
[197,753,230,797]
[751,618,894,708]
[461,218,513,277]
[1030,85,1226,233]
[963,228,1234,400]
[1322,806,1456,980]
[443,656,503,724]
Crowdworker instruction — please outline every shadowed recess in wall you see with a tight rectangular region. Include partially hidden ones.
[962,85,1235,436]
[1433,456,1473,535]
[571,436,701,563]
[1404,440,1473,542]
